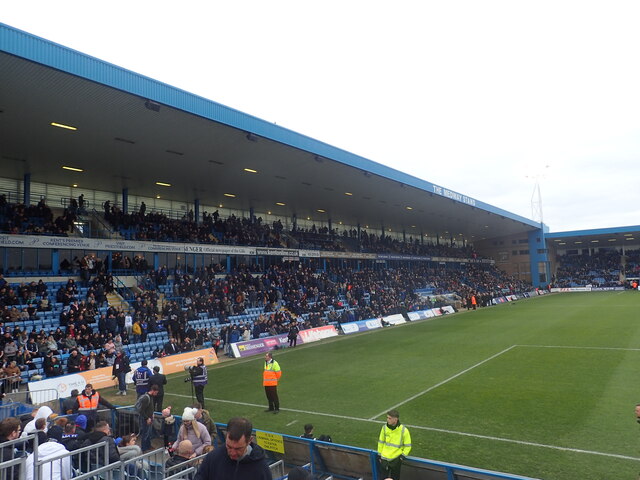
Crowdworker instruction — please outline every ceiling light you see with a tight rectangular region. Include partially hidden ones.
[345,192,353,196]
[590,240,599,243]
[267,211,271,215]
[156,195,161,199]
[608,239,617,242]
[224,193,236,198]
[276,202,285,206]
[626,237,635,240]
[406,206,413,210]
[307,217,311,220]
[219,204,223,208]
[62,166,83,172]
[317,209,325,213]
[624,233,633,237]
[72,184,78,188]
[51,122,77,131]
[155,182,171,187]
[574,241,583,244]
[244,168,258,173]
[558,242,566,245]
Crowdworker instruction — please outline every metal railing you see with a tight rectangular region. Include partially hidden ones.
[0,433,31,480]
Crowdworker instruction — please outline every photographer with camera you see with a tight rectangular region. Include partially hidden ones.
[186,357,208,408]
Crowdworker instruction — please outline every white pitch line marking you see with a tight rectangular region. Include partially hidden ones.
[517,344,640,351]
[163,391,640,462]
[286,420,298,427]
[369,345,518,420]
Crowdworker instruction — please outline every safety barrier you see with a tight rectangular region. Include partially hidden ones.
[0,433,31,480]
[218,426,541,480]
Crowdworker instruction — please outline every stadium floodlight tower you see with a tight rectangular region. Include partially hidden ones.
[526,165,550,227]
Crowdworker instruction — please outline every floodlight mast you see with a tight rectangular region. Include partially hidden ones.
[526,165,550,228]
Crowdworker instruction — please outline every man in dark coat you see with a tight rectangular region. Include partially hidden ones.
[194,417,271,480]
[149,365,167,411]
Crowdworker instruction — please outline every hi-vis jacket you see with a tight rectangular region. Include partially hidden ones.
[263,360,282,386]
[377,423,412,461]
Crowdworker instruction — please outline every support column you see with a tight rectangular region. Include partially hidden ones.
[23,173,31,205]
[122,188,129,214]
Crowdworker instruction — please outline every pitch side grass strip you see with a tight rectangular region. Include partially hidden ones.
[163,391,640,462]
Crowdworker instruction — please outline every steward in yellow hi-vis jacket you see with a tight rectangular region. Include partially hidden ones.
[377,409,412,480]
[263,352,282,413]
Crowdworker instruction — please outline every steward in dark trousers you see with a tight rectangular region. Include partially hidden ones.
[149,365,167,411]
[377,409,411,480]
[192,357,208,409]
[263,352,282,414]
[287,322,299,347]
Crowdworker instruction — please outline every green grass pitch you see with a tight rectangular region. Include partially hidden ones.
[103,291,640,479]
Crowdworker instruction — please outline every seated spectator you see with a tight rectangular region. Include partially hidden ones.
[67,349,83,373]
[166,439,195,472]
[117,433,142,461]
[45,356,64,377]
[3,361,21,393]
[0,416,21,480]
[172,408,211,456]
[80,421,120,468]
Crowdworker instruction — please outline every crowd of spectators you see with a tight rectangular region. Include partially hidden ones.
[0,195,76,236]
[552,251,622,287]
[0,257,532,383]
[103,203,486,259]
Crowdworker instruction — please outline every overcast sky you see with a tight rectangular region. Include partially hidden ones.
[4,1,640,233]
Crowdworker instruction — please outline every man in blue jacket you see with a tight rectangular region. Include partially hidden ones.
[194,417,271,480]
[133,359,152,398]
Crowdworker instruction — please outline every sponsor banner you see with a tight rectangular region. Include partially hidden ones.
[441,305,455,314]
[591,287,625,291]
[2,235,496,266]
[550,287,592,293]
[340,318,383,335]
[298,325,339,343]
[298,249,322,258]
[255,248,299,257]
[231,334,290,358]
[383,314,406,325]
[0,234,256,255]
[407,310,435,321]
[28,347,218,400]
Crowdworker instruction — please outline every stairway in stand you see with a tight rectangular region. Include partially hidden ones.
[106,291,132,312]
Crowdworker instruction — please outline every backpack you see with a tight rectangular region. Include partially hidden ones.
[318,434,333,443]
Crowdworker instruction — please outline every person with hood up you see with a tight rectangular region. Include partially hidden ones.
[74,414,88,435]
[25,425,72,480]
[21,405,56,438]
[172,407,211,456]
[194,417,271,480]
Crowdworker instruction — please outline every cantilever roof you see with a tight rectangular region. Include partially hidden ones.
[0,23,540,242]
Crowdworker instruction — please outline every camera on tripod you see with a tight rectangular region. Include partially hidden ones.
[183,364,196,382]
